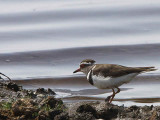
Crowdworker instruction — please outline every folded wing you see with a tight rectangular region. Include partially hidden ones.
[92,64,156,78]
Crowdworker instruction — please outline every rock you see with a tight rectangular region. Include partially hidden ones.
[76,104,97,118]
[127,111,137,118]
[37,94,45,98]
[48,109,63,119]
[141,105,153,112]
[12,99,39,119]
[0,113,8,120]
[129,105,140,111]
[18,115,26,120]
[35,115,46,120]
[35,88,47,95]
[16,92,23,98]
[98,106,119,119]
[70,113,95,120]
[40,96,63,109]
[35,110,48,120]
[35,88,56,96]
[48,88,56,95]
[26,90,37,98]
[6,82,21,92]
[54,112,69,120]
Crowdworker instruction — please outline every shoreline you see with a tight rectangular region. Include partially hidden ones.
[9,75,160,106]
[0,81,160,120]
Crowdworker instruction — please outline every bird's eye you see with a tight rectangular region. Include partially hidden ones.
[80,64,85,68]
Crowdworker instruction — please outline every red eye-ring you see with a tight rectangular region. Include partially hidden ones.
[80,64,85,68]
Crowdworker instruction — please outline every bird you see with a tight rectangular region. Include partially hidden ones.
[73,59,156,103]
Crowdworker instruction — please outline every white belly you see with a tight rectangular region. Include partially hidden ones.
[92,73,139,89]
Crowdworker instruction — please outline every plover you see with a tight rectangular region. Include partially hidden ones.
[73,59,156,103]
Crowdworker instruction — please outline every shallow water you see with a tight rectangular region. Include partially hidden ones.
[0,0,160,106]
[13,75,160,106]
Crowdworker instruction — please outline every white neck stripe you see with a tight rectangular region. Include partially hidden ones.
[87,65,96,80]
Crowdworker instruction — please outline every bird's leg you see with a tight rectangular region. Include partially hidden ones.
[109,87,121,103]
[109,88,116,103]
[115,87,120,94]
[105,88,121,103]
[105,88,115,103]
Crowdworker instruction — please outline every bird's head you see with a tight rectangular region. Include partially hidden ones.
[73,59,96,74]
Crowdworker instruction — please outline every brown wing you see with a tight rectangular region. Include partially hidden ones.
[92,64,156,78]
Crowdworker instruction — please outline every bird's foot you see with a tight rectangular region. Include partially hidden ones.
[105,96,112,103]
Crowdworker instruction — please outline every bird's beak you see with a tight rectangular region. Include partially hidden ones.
[73,68,81,73]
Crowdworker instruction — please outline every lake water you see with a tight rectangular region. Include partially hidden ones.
[0,0,160,106]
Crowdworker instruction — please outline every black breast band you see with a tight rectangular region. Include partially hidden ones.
[88,69,94,85]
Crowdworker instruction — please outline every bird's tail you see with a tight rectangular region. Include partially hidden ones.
[138,66,157,72]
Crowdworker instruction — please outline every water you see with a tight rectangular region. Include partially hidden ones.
[0,0,160,106]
